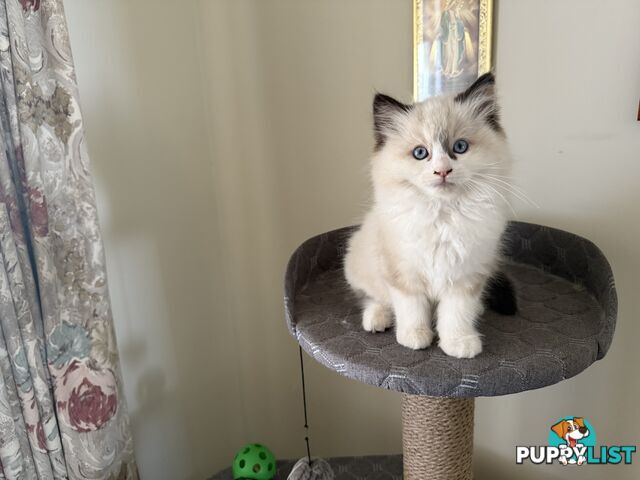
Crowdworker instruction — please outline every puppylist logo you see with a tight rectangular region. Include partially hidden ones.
[516,417,636,466]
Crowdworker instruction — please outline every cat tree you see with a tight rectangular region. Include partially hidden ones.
[283,221,616,479]
[210,221,616,479]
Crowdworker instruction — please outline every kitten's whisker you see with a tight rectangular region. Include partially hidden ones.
[480,168,513,176]
[480,171,514,178]
[473,174,539,208]
[476,174,530,197]
[467,179,496,202]
[479,173,528,195]
[464,182,492,203]
[468,179,518,217]
[483,182,539,209]
[480,179,535,208]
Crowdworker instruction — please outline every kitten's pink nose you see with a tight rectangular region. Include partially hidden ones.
[434,168,453,178]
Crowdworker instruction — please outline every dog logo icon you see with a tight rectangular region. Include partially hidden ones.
[550,417,591,465]
[517,416,636,465]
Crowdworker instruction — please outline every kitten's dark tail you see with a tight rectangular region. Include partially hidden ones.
[484,270,517,315]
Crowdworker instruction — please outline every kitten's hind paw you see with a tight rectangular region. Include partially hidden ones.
[439,334,483,358]
[362,302,393,332]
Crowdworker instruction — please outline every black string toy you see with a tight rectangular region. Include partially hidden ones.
[286,347,335,480]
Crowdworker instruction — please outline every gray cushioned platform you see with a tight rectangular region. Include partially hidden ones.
[209,455,403,480]
[285,222,617,397]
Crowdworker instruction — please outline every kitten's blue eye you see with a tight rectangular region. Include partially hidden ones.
[412,146,429,160]
[452,139,469,154]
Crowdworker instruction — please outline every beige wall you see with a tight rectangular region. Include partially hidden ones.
[65,1,639,479]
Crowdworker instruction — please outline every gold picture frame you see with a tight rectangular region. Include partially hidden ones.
[413,0,494,102]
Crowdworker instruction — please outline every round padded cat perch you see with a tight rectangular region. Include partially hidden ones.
[285,221,617,479]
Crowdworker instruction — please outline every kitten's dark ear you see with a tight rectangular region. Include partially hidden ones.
[373,93,412,150]
[455,72,496,103]
[455,72,503,133]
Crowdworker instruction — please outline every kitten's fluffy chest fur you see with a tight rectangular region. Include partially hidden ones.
[377,192,506,296]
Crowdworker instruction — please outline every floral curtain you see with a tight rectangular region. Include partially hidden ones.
[0,0,136,479]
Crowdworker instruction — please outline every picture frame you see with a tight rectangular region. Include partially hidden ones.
[413,0,494,101]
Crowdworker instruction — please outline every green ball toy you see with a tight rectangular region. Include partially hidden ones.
[232,443,276,480]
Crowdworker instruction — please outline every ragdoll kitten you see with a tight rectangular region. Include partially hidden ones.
[344,73,515,359]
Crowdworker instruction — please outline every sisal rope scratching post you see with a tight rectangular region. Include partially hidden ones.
[402,394,474,480]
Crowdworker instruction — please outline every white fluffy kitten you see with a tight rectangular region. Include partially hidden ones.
[344,73,511,359]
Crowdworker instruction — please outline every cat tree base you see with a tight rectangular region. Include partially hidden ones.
[402,394,474,480]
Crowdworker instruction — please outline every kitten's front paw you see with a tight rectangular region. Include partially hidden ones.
[439,335,482,358]
[362,303,393,332]
[396,327,433,350]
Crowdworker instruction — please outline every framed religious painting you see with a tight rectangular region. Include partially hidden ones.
[414,0,494,101]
